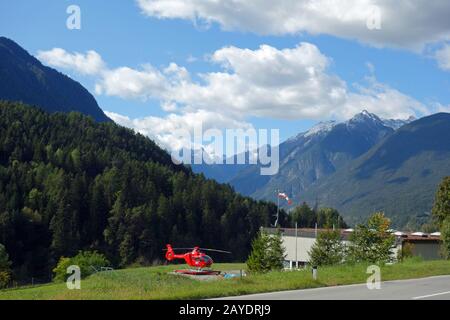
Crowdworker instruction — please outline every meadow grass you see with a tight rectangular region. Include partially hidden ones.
[1,259,449,300]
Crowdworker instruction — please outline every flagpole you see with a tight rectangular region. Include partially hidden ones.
[275,189,279,227]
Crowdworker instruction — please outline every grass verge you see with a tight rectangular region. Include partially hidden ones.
[0,259,449,300]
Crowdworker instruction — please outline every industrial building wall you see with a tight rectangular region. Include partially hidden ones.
[283,234,399,265]
[278,229,442,267]
[410,242,441,260]
[282,235,317,263]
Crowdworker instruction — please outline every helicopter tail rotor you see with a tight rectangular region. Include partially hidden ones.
[165,244,175,261]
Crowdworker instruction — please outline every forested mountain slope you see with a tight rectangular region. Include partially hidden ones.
[0,37,110,122]
[0,102,283,281]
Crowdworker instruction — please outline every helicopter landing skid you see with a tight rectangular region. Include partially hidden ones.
[174,269,221,276]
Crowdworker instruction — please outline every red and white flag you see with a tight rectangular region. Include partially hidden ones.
[278,192,293,205]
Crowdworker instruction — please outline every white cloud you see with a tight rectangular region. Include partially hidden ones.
[161,101,178,112]
[346,78,429,120]
[187,54,198,63]
[435,44,450,71]
[36,48,182,102]
[37,48,105,75]
[429,102,450,114]
[96,65,168,100]
[105,109,253,152]
[366,62,375,75]
[163,43,425,121]
[38,43,432,152]
[136,0,450,50]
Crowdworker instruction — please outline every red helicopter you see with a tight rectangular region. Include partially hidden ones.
[164,244,231,275]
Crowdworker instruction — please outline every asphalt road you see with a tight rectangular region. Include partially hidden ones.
[216,275,450,300]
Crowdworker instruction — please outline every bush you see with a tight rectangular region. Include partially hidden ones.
[440,218,450,259]
[0,244,11,288]
[0,271,10,289]
[53,251,110,282]
[397,242,414,262]
[401,256,423,264]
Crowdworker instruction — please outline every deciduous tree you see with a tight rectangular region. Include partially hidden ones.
[347,212,395,264]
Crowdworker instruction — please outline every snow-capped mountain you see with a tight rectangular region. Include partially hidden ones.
[292,110,413,142]
[303,120,337,138]
[302,110,414,137]
[382,115,416,130]
[348,109,382,124]
[229,110,395,198]
[301,112,450,226]
[192,108,450,228]
[194,110,416,183]
[194,109,419,195]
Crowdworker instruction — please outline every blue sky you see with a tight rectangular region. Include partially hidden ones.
[1,0,450,148]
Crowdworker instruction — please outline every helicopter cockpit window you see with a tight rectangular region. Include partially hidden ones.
[202,256,212,263]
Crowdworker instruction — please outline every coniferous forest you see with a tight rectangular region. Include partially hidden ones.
[0,101,289,282]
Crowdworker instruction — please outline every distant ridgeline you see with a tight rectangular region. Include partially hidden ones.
[0,102,287,281]
[215,109,450,228]
[0,36,110,122]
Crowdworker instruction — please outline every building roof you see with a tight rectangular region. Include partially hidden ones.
[263,227,442,241]
[430,232,441,237]
[402,236,441,242]
[264,227,353,240]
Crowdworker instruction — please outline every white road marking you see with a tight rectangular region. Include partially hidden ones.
[412,291,450,300]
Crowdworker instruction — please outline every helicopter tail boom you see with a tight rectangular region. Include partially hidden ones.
[165,244,186,261]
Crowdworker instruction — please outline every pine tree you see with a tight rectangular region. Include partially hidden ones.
[246,230,270,273]
[267,230,286,271]
[309,230,345,266]
[291,202,315,227]
[246,229,286,273]
[89,180,108,245]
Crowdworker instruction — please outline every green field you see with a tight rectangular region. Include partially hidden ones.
[1,260,450,300]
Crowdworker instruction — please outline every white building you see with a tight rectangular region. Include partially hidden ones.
[264,227,442,268]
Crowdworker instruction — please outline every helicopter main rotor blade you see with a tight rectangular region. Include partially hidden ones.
[199,248,232,254]
[162,247,232,254]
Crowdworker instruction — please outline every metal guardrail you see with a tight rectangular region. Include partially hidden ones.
[90,265,114,273]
